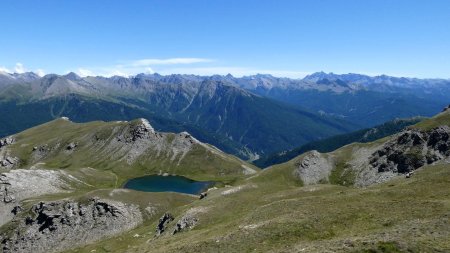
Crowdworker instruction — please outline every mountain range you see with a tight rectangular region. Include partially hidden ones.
[0,71,448,160]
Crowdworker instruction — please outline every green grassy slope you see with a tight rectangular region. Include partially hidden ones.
[413,108,450,130]
[67,163,450,253]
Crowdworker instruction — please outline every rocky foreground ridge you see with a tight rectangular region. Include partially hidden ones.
[1,198,142,253]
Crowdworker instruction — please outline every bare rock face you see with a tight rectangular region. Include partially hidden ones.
[1,198,142,253]
[0,137,14,148]
[107,119,201,165]
[156,212,174,236]
[155,207,207,237]
[293,151,334,185]
[66,142,77,150]
[172,213,198,235]
[0,157,19,169]
[370,126,450,174]
[0,169,79,227]
[0,137,17,169]
[128,118,155,142]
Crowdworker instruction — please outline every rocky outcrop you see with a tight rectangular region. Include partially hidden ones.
[172,213,198,235]
[0,137,17,169]
[66,142,77,150]
[156,207,208,237]
[127,118,155,142]
[0,156,18,169]
[32,144,47,153]
[0,169,77,227]
[199,192,207,199]
[0,177,15,205]
[0,137,13,148]
[293,151,334,185]
[108,119,204,165]
[370,126,450,174]
[1,198,142,253]
[156,212,174,236]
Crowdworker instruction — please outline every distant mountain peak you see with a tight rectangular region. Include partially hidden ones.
[64,72,81,81]
[303,71,337,81]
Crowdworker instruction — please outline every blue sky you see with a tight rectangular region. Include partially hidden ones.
[1,0,449,78]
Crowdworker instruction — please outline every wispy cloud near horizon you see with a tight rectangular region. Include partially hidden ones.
[129,58,213,67]
[71,57,311,78]
[74,57,214,77]
[0,63,46,76]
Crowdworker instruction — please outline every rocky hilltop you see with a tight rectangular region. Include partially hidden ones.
[2,117,256,179]
[287,109,450,187]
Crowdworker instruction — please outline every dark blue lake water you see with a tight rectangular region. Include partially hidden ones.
[123,175,213,195]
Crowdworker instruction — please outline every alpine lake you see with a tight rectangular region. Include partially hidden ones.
[123,175,214,195]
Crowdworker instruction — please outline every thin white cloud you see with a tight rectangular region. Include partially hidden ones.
[74,58,212,77]
[14,63,26,73]
[71,58,309,78]
[0,66,11,73]
[77,68,95,77]
[130,58,213,67]
[35,69,46,77]
[0,64,46,76]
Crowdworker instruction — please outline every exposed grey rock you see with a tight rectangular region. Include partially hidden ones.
[156,212,174,236]
[31,145,50,161]
[172,214,198,235]
[170,207,208,235]
[128,118,155,141]
[1,198,142,253]
[199,192,207,199]
[105,120,204,165]
[370,126,450,174]
[66,142,77,150]
[11,205,22,215]
[293,151,334,185]
[0,156,19,168]
[0,169,77,227]
[0,137,14,148]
